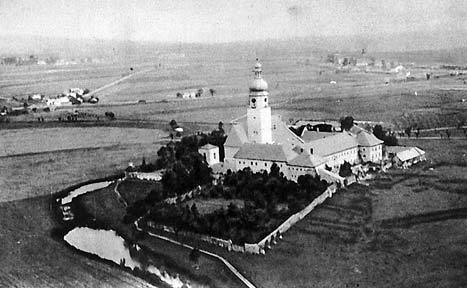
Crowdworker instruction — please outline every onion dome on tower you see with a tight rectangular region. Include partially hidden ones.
[249,59,269,92]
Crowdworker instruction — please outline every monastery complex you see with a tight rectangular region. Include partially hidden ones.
[202,61,385,183]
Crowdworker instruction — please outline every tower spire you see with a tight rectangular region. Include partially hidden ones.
[247,59,272,143]
[254,58,262,79]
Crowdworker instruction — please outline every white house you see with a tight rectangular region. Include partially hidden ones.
[387,146,426,168]
[199,144,220,166]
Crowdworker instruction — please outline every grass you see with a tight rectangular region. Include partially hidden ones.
[1,49,467,287]
[77,183,245,288]
[206,138,467,288]
[0,196,155,288]
[117,179,161,206]
[1,53,463,128]
[0,141,163,202]
[0,126,166,157]
[184,198,245,215]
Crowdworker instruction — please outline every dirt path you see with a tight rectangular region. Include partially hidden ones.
[86,67,154,98]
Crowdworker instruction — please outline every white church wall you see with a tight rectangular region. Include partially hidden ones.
[224,146,240,163]
[359,144,383,163]
[247,106,272,144]
[287,166,318,181]
[235,158,288,175]
[323,147,360,172]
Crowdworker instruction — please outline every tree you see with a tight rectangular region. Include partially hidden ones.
[338,161,352,177]
[405,127,412,138]
[209,88,216,96]
[373,124,398,146]
[340,116,354,131]
[105,111,115,120]
[189,248,201,268]
[269,163,281,179]
[196,88,204,97]
[191,203,199,218]
[373,125,385,140]
[218,121,224,134]
[169,119,178,130]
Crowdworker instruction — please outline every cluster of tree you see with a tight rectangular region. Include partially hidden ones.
[163,122,226,164]
[147,200,278,244]
[159,149,212,196]
[373,124,398,146]
[105,111,115,120]
[340,116,354,131]
[221,164,327,213]
[144,164,328,244]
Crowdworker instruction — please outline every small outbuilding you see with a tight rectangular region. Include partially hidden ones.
[387,146,426,168]
[198,144,220,166]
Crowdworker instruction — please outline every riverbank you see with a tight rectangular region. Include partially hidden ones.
[0,194,156,287]
[72,180,245,288]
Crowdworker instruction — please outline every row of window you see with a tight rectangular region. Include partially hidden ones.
[330,149,358,161]
[237,160,310,172]
[237,160,284,168]
[361,146,381,152]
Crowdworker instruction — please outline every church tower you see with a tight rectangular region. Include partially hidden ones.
[247,60,272,143]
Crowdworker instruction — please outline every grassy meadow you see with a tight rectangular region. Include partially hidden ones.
[0,127,166,157]
[0,141,164,202]
[0,45,466,287]
[217,138,467,288]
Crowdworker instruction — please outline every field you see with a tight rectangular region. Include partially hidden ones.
[1,44,467,287]
[2,47,466,131]
[0,62,153,98]
[0,196,156,288]
[213,138,467,288]
[0,127,166,157]
[0,130,166,202]
[77,184,244,288]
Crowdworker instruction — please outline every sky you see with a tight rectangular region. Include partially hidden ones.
[0,0,466,43]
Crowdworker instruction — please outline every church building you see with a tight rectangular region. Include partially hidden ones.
[222,60,384,182]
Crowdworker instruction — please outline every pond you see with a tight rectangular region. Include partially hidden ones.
[64,227,189,288]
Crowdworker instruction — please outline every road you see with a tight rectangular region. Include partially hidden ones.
[86,67,155,98]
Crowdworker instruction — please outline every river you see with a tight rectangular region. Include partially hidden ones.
[64,227,189,288]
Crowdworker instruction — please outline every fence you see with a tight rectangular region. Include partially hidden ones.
[251,184,338,254]
[164,185,202,204]
[145,184,338,255]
